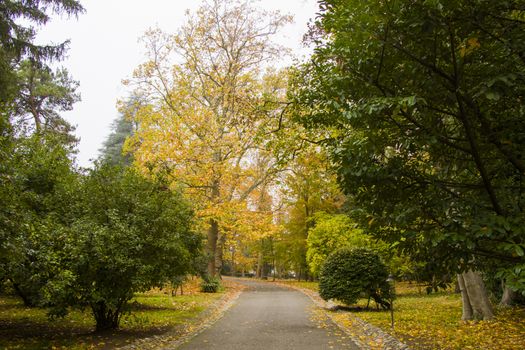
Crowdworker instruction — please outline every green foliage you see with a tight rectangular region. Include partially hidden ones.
[12,60,80,144]
[306,212,369,276]
[0,116,15,266]
[1,143,202,331]
[0,0,84,104]
[99,113,134,166]
[0,0,208,333]
[0,10,202,326]
[200,277,221,293]
[0,0,84,278]
[0,2,83,290]
[57,164,200,330]
[292,0,525,293]
[0,133,78,307]
[306,212,416,280]
[280,147,345,280]
[319,247,392,309]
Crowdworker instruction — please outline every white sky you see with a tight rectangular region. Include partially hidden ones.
[36,0,319,167]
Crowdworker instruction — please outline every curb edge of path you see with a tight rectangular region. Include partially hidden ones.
[272,281,410,350]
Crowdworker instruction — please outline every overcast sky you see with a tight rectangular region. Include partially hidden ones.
[36,0,319,167]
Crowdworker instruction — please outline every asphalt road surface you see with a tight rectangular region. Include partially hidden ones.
[178,278,360,350]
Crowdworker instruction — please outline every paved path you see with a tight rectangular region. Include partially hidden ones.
[178,278,360,350]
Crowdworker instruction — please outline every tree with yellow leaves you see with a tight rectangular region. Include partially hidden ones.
[122,0,291,277]
[277,146,346,281]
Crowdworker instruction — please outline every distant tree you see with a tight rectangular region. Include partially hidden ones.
[306,212,412,279]
[306,213,369,276]
[279,147,345,281]
[99,113,133,165]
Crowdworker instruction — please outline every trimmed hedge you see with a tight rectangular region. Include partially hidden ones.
[319,247,393,309]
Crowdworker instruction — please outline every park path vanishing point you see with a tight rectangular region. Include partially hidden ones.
[177,278,360,350]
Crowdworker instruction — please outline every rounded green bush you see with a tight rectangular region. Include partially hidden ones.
[319,247,393,309]
[200,277,221,293]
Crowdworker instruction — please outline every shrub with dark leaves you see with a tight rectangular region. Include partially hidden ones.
[319,247,393,309]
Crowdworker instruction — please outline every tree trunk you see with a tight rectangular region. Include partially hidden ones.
[457,273,474,320]
[500,281,516,307]
[207,179,221,278]
[454,280,461,294]
[272,257,276,281]
[302,267,310,282]
[92,301,121,331]
[231,245,236,277]
[256,250,263,278]
[207,219,219,277]
[262,262,270,279]
[11,281,36,307]
[457,271,494,320]
[215,232,226,278]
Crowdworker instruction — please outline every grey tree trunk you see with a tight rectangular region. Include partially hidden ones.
[457,273,474,320]
[500,281,516,307]
[457,270,494,320]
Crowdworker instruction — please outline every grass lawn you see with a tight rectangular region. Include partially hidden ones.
[278,280,525,350]
[0,278,225,350]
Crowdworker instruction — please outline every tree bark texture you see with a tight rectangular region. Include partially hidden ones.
[207,218,219,277]
[500,281,516,307]
[256,250,263,278]
[457,270,494,320]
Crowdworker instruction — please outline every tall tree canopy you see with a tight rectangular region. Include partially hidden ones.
[124,0,291,277]
[0,0,84,105]
[292,0,525,319]
[11,60,80,144]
